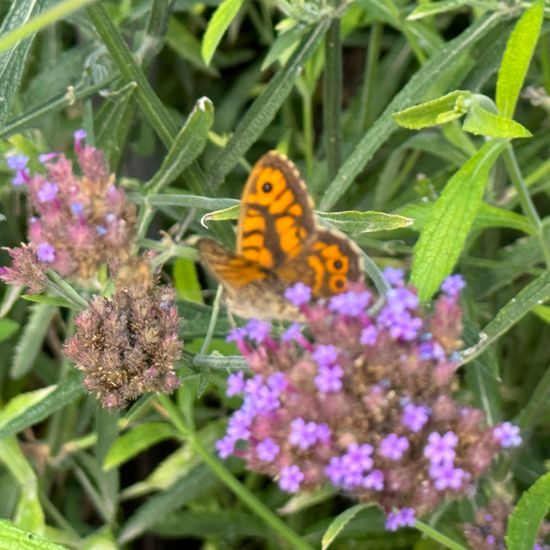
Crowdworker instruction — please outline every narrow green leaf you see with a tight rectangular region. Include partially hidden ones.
[201,0,245,66]
[0,373,84,440]
[104,423,178,470]
[0,520,67,550]
[506,472,550,550]
[173,258,203,303]
[407,0,497,20]
[119,464,218,543]
[167,17,219,75]
[261,23,310,71]
[460,271,550,365]
[0,0,49,126]
[319,12,504,210]
[399,201,534,235]
[463,102,532,138]
[0,318,19,342]
[318,211,413,234]
[22,294,75,308]
[146,97,214,192]
[495,0,544,118]
[532,305,550,324]
[322,504,370,549]
[207,19,329,188]
[201,204,240,223]
[392,90,471,129]
[11,303,57,379]
[411,140,506,301]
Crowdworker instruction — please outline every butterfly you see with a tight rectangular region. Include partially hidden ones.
[198,151,363,320]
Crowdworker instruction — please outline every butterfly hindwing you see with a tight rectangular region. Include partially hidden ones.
[237,151,316,271]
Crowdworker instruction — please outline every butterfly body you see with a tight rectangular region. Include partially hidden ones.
[198,151,362,319]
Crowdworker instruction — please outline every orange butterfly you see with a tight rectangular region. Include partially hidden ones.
[198,151,363,319]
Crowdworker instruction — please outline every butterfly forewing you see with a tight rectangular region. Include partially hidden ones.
[237,151,316,270]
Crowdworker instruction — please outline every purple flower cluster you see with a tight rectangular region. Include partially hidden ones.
[215,273,521,530]
[1,130,136,291]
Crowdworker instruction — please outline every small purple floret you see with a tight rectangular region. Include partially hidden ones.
[493,422,522,448]
[278,465,304,493]
[383,267,405,287]
[360,325,378,346]
[226,371,245,396]
[284,282,312,306]
[402,403,430,433]
[385,508,416,531]
[441,274,465,297]
[429,461,467,491]
[37,182,59,203]
[379,433,409,460]
[36,242,55,263]
[424,431,458,464]
[314,364,343,393]
[329,290,372,316]
[256,437,280,462]
[245,319,271,344]
[312,344,338,368]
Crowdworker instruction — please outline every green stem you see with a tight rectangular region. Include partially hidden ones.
[200,285,223,355]
[516,362,550,438]
[299,79,314,180]
[0,76,117,140]
[362,251,390,302]
[323,18,342,180]
[156,395,314,550]
[357,22,382,132]
[502,145,550,268]
[414,520,468,550]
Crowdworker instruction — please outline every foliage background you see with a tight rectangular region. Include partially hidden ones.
[0,0,549,548]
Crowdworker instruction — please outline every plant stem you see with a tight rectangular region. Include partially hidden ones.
[323,18,342,180]
[516,362,550,438]
[502,144,550,268]
[357,22,382,132]
[156,395,315,550]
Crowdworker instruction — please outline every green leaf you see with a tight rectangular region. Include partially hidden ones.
[146,97,214,192]
[119,464,218,543]
[399,201,534,235]
[201,203,240,223]
[0,520,67,550]
[22,295,74,308]
[463,102,532,138]
[392,90,471,129]
[261,23,310,71]
[11,303,57,379]
[173,258,203,303]
[0,374,85,440]
[506,472,550,550]
[321,504,370,550]
[407,0,496,20]
[139,194,238,211]
[0,318,19,342]
[201,0,245,66]
[495,0,544,118]
[532,305,550,324]
[318,211,413,234]
[319,12,503,210]
[104,423,178,470]
[411,140,506,301]
[207,20,329,188]
[0,0,49,126]
[461,271,550,365]
[178,301,231,339]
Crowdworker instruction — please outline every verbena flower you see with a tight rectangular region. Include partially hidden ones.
[63,258,181,409]
[215,274,521,529]
[1,130,135,291]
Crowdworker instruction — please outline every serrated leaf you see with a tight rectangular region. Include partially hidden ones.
[104,423,178,470]
[392,90,471,129]
[318,211,413,234]
[146,97,214,192]
[0,373,84,440]
[11,303,57,379]
[322,504,370,549]
[506,472,550,550]
[0,520,67,550]
[496,0,544,118]
[461,271,550,365]
[201,0,245,66]
[0,318,19,342]
[411,140,506,301]
[463,102,531,138]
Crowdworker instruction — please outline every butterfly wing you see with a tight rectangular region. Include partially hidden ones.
[237,151,316,270]
[276,229,363,297]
